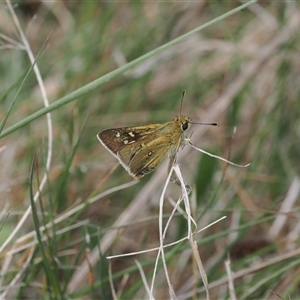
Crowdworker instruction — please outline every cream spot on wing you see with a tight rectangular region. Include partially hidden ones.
[124,140,129,144]
[116,132,120,138]
[128,132,135,137]
[128,140,135,144]
[148,151,152,156]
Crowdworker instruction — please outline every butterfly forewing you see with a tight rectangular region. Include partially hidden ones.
[98,124,162,155]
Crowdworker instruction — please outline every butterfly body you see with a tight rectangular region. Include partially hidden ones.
[97,116,192,179]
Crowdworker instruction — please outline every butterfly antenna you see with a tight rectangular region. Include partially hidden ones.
[191,122,219,126]
[180,90,218,126]
[180,90,186,116]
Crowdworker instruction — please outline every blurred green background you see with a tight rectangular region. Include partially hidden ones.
[1,1,300,299]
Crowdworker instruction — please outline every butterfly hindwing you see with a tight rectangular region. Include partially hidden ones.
[118,136,176,178]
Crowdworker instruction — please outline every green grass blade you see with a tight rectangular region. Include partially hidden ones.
[29,156,63,298]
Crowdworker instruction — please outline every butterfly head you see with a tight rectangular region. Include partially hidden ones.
[176,115,192,132]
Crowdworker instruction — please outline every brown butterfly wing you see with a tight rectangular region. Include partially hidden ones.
[98,125,161,153]
[98,124,164,177]
[119,135,180,178]
[98,119,185,178]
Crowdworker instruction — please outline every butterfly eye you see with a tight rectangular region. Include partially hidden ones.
[182,122,189,131]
